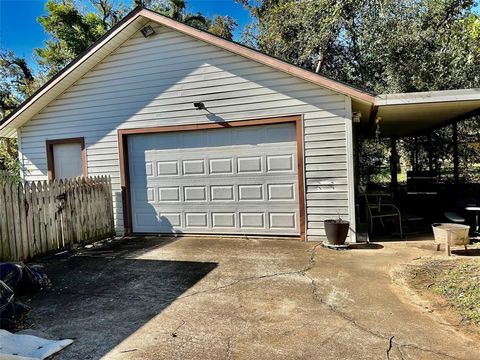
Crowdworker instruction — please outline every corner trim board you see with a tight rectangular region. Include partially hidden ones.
[344,96,357,242]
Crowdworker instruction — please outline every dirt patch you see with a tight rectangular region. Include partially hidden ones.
[395,257,480,339]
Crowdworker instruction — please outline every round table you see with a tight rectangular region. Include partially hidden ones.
[465,206,480,233]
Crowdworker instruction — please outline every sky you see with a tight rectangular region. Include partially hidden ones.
[0,0,251,69]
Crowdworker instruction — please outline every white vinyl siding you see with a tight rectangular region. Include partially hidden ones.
[18,23,352,241]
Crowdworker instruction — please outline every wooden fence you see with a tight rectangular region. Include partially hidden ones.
[0,176,115,262]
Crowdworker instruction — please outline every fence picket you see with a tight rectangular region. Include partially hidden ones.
[73,178,82,242]
[59,179,67,247]
[18,183,29,260]
[5,182,17,260]
[65,179,74,246]
[13,183,24,260]
[39,181,49,253]
[25,182,35,259]
[31,182,41,257]
[0,184,10,261]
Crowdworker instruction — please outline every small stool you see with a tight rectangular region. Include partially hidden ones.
[432,223,470,256]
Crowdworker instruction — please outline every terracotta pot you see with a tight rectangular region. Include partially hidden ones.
[324,220,350,245]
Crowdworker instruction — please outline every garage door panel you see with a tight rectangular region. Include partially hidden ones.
[212,212,236,227]
[159,213,182,227]
[157,161,179,176]
[185,212,208,227]
[268,184,296,200]
[158,187,180,202]
[270,213,296,229]
[209,158,233,174]
[238,185,263,201]
[211,186,234,201]
[267,154,294,172]
[128,123,300,235]
[237,156,263,173]
[182,159,205,175]
[184,186,207,201]
[239,212,265,228]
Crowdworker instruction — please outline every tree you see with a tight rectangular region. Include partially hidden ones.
[0,50,37,118]
[241,0,346,72]
[242,0,480,92]
[35,0,128,78]
[0,51,38,174]
[242,0,480,183]
[144,0,237,37]
[208,16,238,40]
[35,0,236,78]
[0,0,236,175]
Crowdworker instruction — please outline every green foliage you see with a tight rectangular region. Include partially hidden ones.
[0,138,20,177]
[244,0,346,71]
[34,0,236,77]
[358,137,391,185]
[0,50,39,118]
[244,0,480,93]
[35,0,129,77]
[243,0,480,183]
[0,0,236,175]
[208,16,238,40]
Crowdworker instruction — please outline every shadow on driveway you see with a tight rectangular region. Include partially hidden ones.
[28,237,217,359]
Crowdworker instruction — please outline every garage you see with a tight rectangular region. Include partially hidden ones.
[125,119,303,237]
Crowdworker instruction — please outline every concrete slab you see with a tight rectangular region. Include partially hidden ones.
[26,236,480,359]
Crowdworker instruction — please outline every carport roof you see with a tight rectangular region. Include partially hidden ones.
[354,89,480,138]
[0,7,478,139]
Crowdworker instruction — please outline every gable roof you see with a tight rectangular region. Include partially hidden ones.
[0,6,375,138]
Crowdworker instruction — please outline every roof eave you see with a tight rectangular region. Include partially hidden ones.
[374,88,480,106]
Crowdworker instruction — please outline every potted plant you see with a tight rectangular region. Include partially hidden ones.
[324,217,350,245]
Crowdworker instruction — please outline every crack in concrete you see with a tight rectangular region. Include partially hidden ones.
[174,243,463,360]
[171,320,186,337]
[226,337,233,360]
[386,336,394,360]
[395,343,405,360]
[177,269,305,300]
[316,323,349,346]
[302,245,463,360]
[178,243,321,300]
[396,343,461,359]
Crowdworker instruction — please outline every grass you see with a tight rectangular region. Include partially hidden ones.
[431,261,480,324]
[403,258,480,325]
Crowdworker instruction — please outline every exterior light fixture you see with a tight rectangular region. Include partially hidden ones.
[141,25,155,38]
[352,111,362,123]
[194,102,206,110]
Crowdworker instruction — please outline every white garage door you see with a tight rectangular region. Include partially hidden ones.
[128,123,300,236]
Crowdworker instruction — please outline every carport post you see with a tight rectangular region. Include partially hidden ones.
[390,137,398,194]
[427,134,433,172]
[452,121,459,185]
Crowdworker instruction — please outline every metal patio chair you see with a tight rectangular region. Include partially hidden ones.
[359,187,403,238]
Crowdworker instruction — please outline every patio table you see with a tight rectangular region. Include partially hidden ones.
[465,206,480,233]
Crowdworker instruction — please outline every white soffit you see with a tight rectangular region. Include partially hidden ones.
[374,89,480,137]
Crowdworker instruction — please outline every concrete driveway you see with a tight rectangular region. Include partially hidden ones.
[27,236,479,359]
